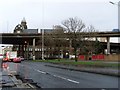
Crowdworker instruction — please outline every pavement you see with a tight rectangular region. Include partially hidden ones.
[1,70,35,88]
[0,62,38,89]
[44,62,119,77]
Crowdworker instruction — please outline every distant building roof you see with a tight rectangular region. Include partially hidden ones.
[40,29,53,33]
[23,29,38,34]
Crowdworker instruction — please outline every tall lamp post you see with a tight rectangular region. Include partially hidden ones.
[42,29,45,60]
[109,1,120,29]
[109,1,120,43]
[109,1,116,5]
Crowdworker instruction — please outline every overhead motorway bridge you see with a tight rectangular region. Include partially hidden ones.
[0,31,120,59]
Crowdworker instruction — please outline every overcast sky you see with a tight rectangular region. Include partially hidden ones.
[0,0,119,42]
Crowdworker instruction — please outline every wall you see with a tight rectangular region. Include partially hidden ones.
[104,54,120,61]
[78,54,120,61]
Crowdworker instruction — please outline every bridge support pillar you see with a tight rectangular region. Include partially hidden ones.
[33,38,35,60]
[27,42,29,60]
[22,45,24,57]
[18,44,20,56]
[107,37,110,54]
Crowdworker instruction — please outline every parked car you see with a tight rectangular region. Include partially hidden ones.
[13,57,21,63]
[2,58,8,62]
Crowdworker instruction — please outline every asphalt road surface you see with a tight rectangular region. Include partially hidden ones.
[1,61,119,88]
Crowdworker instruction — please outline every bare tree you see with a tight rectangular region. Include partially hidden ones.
[37,18,98,60]
[62,17,99,61]
[62,17,85,33]
[62,17,85,62]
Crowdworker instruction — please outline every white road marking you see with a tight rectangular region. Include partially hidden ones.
[36,69,79,84]
[36,70,46,74]
[67,79,79,84]
[21,64,80,84]
[52,74,80,84]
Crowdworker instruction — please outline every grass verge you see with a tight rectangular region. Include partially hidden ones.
[32,59,119,68]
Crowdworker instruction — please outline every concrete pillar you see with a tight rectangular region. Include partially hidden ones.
[22,45,24,57]
[107,37,110,54]
[24,44,26,59]
[33,38,35,60]
[27,42,29,60]
[19,45,23,56]
[18,44,20,56]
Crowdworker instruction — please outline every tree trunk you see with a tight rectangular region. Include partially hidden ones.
[74,47,77,62]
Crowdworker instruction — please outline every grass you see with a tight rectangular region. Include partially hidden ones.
[32,59,119,68]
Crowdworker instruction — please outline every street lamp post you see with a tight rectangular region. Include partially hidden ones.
[42,29,45,60]
[109,1,116,5]
[109,1,120,44]
[109,1,120,6]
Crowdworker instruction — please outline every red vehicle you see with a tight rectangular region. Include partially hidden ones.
[13,57,21,63]
[2,52,9,62]
[2,58,8,62]
[2,51,17,62]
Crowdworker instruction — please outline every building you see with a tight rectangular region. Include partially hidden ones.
[14,18,38,34]
[10,18,120,60]
[13,18,38,59]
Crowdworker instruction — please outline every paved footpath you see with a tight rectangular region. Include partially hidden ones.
[0,65,37,89]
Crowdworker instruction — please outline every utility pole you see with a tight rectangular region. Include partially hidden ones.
[41,0,45,60]
[109,1,120,44]
[42,29,45,60]
[118,1,120,31]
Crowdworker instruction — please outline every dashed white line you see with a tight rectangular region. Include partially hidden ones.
[19,64,80,84]
[52,74,79,84]
[37,70,80,84]
[34,69,79,84]
[36,70,46,74]
[67,79,79,84]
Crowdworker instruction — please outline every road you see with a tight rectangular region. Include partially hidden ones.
[1,61,119,88]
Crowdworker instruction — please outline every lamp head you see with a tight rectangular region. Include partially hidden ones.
[109,1,115,5]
